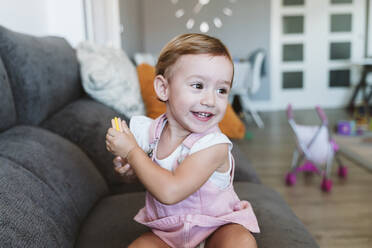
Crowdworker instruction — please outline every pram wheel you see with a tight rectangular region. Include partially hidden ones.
[321,177,333,192]
[285,172,296,186]
[338,165,348,178]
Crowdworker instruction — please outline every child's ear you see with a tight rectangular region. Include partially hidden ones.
[154,75,169,101]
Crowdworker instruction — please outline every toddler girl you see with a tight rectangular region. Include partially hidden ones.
[106,33,259,248]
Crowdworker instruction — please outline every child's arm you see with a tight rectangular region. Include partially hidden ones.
[106,120,229,205]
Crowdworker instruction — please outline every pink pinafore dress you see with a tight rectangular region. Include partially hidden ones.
[134,114,260,248]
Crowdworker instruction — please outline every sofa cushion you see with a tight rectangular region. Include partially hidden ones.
[0,57,16,131]
[231,144,261,184]
[42,97,144,191]
[0,157,77,247]
[75,192,148,248]
[0,25,83,125]
[0,126,109,243]
[77,42,145,118]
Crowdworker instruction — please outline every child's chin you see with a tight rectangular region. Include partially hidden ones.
[189,123,215,134]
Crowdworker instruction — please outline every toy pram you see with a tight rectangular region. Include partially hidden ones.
[285,104,347,192]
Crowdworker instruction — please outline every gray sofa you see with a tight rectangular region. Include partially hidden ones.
[0,25,319,248]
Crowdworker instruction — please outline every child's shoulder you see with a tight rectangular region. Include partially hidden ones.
[129,115,153,149]
[189,131,232,155]
[129,115,153,132]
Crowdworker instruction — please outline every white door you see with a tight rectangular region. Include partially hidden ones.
[270,0,366,110]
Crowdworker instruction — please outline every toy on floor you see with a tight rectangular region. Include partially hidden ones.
[285,104,347,192]
[337,120,364,136]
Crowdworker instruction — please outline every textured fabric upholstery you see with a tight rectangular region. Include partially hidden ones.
[0,57,16,131]
[1,157,66,247]
[42,97,137,188]
[232,144,261,184]
[75,192,148,248]
[0,25,83,125]
[0,157,77,247]
[0,126,109,247]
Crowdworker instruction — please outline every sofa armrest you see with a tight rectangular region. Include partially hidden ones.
[231,143,261,184]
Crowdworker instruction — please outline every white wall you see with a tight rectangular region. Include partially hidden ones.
[0,0,49,36]
[0,0,86,47]
[46,0,86,47]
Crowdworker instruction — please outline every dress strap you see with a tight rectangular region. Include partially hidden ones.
[149,114,167,144]
[148,114,227,167]
[147,114,167,160]
[176,125,222,165]
[229,155,235,185]
[182,125,221,149]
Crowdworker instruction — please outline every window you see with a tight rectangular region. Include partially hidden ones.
[283,44,304,61]
[283,71,303,89]
[331,14,352,32]
[283,16,304,34]
[329,69,350,87]
[331,0,352,4]
[283,0,304,6]
[330,42,351,60]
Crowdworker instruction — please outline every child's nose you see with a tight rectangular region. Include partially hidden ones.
[200,90,215,107]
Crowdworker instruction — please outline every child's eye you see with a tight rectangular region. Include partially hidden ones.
[217,88,228,94]
[191,83,203,89]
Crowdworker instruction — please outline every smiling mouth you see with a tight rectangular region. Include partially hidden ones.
[191,111,215,121]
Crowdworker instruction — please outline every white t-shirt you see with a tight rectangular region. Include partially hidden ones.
[129,115,233,189]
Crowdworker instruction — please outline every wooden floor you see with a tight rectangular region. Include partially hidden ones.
[236,108,372,248]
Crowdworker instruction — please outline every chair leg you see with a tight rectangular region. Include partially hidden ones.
[240,95,264,128]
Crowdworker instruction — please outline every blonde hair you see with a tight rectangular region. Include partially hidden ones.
[156,33,233,79]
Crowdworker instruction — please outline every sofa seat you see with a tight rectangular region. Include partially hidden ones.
[75,182,318,248]
[75,192,148,248]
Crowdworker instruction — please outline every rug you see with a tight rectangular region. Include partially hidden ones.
[334,134,372,171]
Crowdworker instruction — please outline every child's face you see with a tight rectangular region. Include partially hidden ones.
[165,54,233,134]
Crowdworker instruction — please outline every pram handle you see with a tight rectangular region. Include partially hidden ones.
[316,105,328,124]
[287,104,294,120]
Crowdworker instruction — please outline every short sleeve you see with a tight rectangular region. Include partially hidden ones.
[129,115,153,151]
[189,132,233,155]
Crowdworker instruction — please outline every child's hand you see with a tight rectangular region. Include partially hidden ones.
[113,156,137,182]
[106,118,139,159]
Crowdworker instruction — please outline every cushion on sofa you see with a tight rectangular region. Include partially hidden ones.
[0,57,16,131]
[0,126,109,233]
[0,157,78,247]
[42,97,144,192]
[0,25,83,125]
[75,192,148,248]
[231,145,261,184]
[77,42,145,118]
